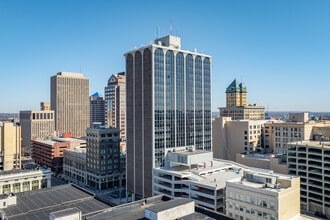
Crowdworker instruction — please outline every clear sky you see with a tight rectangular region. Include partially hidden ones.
[1,0,330,113]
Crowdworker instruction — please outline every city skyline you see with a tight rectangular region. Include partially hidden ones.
[1,0,330,113]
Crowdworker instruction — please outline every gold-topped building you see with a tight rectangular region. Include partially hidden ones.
[220,79,265,120]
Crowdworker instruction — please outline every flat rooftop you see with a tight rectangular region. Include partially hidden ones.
[86,195,232,220]
[1,184,112,220]
[291,140,330,150]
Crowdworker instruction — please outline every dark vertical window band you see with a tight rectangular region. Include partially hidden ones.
[143,48,153,195]
[165,50,175,149]
[154,48,165,167]
[203,58,211,150]
[186,54,194,146]
[195,56,203,149]
[126,54,134,190]
[176,52,185,147]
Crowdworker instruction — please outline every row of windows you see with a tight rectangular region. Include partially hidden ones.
[228,192,277,210]
[32,112,54,120]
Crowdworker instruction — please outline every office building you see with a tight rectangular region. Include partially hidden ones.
[264,112,330,154]
[226,171,300,220]
[19,105,55,155]
[86,125,125,190]
[213,116,267,161]
[104,72,126,151]
[0,168,51,194]
[50,72,90,138]
[287,141,330,216]
[219,79,265,120]
[90,92,105,126]
[63,147,86,185]
[126,35,212,199]
[153,150,300,219]
[0,121,21,171]
[31,139,70,172]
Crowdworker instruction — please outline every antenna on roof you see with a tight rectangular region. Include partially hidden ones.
[157,26,159,38]
[170,18,173,35]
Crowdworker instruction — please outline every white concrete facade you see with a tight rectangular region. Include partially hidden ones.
[0,168,52,194]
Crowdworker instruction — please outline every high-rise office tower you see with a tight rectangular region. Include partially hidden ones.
[126,35,212,198]
[20,103,55,156]
[90,92,105,126]
[104,72,126,149]
[50,72,90,138]
[0,121,21,171]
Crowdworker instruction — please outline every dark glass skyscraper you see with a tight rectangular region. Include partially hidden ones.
[126,35,212,199]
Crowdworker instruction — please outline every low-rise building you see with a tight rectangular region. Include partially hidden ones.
[226,171,300,220]
[236,153,288,174]
[153,149,300,219]
[63,147,86,185]
[0,168,51,194]
[86,195,233,220]
[264,112,330,154]
[31,139,70,172]
[0,184,112,220]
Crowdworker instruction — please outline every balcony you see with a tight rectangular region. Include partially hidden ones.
[308,167,322,174]
[309,186,323,194]
[309,173,322,181]
[156,174,172,181]
[308,180,322,187]
[309,193,323,201]
[298,153,306,158]
[174,191,189,198]
[308,155,322,161]
[308,161,322,167]
[191,195,215,206]
[288,158,296,163]
[308,148,322,155]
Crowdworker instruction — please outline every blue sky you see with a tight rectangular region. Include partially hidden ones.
[1,0,330,113]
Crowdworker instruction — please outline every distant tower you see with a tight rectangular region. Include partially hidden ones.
[50,72,90,138]
[104,72,126,143]
[20,102,55,155]
[40,102,51,111]
[0,121,21,170]
[125,35,212,199]
[90,92,105,126]
[220,79,265,120]
[226,79,247,107]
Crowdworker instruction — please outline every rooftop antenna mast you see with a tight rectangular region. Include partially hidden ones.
[157,26,159,38]
[170,18,173,35]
